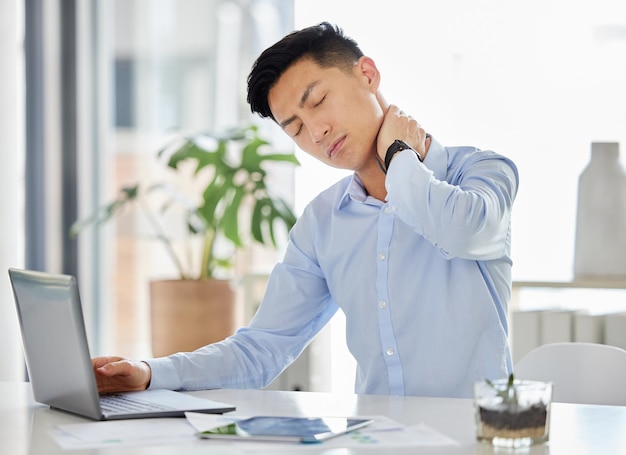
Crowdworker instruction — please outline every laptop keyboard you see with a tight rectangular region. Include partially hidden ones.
[100,394,174,414]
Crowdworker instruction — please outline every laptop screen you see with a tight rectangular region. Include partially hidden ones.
[9,268,104,419]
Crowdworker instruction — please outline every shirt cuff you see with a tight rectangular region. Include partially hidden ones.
[143,357,181,390]
[385,148,426,193]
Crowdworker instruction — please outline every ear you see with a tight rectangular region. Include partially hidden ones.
[354,56,381,93]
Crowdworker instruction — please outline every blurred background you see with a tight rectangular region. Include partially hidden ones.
[2,0,626,391]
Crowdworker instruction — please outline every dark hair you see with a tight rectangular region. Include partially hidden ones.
[247,22,364,120]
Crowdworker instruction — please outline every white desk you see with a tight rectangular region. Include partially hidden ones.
[1,382,625,454]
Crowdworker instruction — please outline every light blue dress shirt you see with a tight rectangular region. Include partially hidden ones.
[147,137,519,398]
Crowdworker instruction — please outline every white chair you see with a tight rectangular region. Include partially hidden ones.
[514,342,626,406]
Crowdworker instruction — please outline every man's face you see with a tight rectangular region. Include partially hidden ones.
[268,57,384,172]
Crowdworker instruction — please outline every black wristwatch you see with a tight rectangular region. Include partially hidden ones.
[384,139,422,171]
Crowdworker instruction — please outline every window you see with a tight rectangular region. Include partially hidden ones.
[80,0,295,357]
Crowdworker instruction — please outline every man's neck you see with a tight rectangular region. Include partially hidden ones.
[358,135,431,201]
[356,159,388,202]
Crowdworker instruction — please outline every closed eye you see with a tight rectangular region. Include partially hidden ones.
[314,95,326,107]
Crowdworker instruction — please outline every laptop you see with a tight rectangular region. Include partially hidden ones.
[8,267,236,420]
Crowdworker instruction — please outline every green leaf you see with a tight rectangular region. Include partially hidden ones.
[199,179,229,227]
[258,152,300,166]
[194,140,226,174]
[240,136,269,171]
[69,184,141,237]
[272,197,298,228]
[267,208,278,246]
[166,140,197,169]
[222,186,246,247]
[250,199,264,244]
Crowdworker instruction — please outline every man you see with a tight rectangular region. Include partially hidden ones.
[94,22,518,398]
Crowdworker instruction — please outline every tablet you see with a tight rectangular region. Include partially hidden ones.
[197,416,373,443]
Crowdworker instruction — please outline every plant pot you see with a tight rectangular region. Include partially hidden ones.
[473,378,552,448]
[150,279,238,357]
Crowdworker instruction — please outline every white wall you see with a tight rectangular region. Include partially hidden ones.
[0,0,25,381]
[294,0,626,282]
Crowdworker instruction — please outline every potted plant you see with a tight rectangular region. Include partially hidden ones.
[473,373,552,448]
[71,125,299,356]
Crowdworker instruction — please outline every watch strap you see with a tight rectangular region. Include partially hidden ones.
[384,139,422,172]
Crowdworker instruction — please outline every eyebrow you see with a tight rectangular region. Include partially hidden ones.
[278,80,321,129]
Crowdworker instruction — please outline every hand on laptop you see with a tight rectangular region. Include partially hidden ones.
[92,356,152,393]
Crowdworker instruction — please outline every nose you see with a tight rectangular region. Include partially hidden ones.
[308,119,330,144]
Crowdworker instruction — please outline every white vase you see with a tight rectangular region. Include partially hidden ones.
[574,142,626,280]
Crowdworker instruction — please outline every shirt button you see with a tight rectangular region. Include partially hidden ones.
[378,253,386,261]
[384,207,391,215]
[379,300,387,309]
[386,347,394,356]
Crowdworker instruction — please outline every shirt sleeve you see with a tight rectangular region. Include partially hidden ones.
[145,206,338,391]
[385,140,519,260]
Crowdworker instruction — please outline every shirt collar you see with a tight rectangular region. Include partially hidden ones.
[338,173,368,210]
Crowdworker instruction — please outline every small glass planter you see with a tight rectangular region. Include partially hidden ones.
[474,377,552,448]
